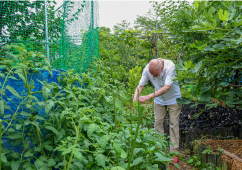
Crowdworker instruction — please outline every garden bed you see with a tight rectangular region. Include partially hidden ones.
[193,139,242,170]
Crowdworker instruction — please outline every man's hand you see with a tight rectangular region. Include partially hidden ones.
[138,95,151,103]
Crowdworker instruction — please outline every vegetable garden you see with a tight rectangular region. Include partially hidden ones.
[0,0,242,170]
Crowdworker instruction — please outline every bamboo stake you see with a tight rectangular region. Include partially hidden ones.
[218,149,242,163]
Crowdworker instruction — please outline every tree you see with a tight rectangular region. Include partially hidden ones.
[113,20,132,33]
[0,1,61,46]
[134,2,164,32]
[156,0,242,109]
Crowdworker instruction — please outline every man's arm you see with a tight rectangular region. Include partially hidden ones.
[133,85,144,102]
[138,85,171,103]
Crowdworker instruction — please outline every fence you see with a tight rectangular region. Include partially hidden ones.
[0,0,99,72]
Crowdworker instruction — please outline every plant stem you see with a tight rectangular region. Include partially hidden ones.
[2,96,28,135]
[67,122,80,170]
[113,91,117,133]
[0,119,2,170]
[129,95,133,156]
[127,89,143,170]
[130,95,133,132]
[64,155,66,170]
[23,67,31,95]
[36,129,47,157]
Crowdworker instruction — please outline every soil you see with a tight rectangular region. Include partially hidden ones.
[203,139,242,158]
[166,160,194,170]
[166,149,196,170]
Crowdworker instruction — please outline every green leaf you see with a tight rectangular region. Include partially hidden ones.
[6,85,22,99]
[73,150,83,162]
[0,100,4,116]
[7,53,18,62]
[20,111,31,116]
[1,153,7,163]
[113,141,122,155]
[222,1,232,10]
[176,97,191,105]
[42,87,50,100]
[24,119,31,125]
[120,149,127,158]
[191,60,203,73]
[34,115,45,120]
[155,152,172,162]
[28,95,39,102]
[3,114,11,118]
[45,100,55,114]
[87,123,99,137]
[31,121,41,133]
[0,89,5,95]
[47,158,56,167]
[61,149,71,155]
[10,153,19,159]
[11,161,20,170]
[200,21,215,29]
[4,104,10,110]
[174,163,181,169]
[34,159,45,169]
[111,167,126,170]
[24,150,33,157]
[34,147,41,152]
[191,25,206,31]
[17,73,26,84]
[131,157,143,166]
[235,37,242,45]
[227,9,236,21]
[218,9,229,21]
[191,109,205,119]
[73,161,83,169]
[95,153,108,168]
[44,145,54,151]
[133,148,143,157]
[8,133,22,139]
[26,167,34,170]
[0,73,5,78]
[100,135,110,148]
[45,126,58,135]
[24,143,29,150]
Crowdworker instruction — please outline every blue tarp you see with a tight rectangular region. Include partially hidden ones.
[0,68,66,153]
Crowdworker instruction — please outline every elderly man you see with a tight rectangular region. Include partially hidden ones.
[133,58,182,163]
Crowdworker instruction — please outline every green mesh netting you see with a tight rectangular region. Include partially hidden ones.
[0,0,99,72]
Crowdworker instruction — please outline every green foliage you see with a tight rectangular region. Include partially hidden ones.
[187,155,214,170]
[0,44,176,169]
[153,0,242,113]
[128,66,142,94]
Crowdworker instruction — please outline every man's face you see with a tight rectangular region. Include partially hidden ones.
[150,68,162,77]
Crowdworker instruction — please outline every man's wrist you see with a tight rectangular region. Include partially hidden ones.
[150,93,154,99]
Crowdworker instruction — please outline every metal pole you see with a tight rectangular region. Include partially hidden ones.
[91,0,94,59]
[156,10,159,59]
[44,0,50,61]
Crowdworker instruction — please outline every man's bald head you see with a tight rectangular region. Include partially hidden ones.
[149,59,162,71]
[149,59,164,77]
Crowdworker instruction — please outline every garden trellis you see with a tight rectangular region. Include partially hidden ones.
[0,0,99,72]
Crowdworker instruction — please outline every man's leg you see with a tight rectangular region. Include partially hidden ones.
[168,103,182,152]
[154,103,167,134]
